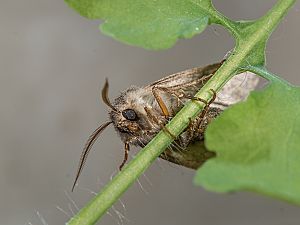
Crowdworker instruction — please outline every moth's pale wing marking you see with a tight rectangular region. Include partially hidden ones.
[211,72,259,109]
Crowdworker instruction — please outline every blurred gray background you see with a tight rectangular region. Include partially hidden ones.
[1,0,300,224]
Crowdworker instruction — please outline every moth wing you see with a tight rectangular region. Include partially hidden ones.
[148,62,222,91]
[145,62,223,116]
[211,71,259,109]
[144,62,259,116]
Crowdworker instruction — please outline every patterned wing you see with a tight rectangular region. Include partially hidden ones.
[149,62,222,93]
[147,62,259,116]
[146,62,223,116]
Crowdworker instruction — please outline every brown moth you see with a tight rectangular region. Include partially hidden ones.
[72,61,259,191]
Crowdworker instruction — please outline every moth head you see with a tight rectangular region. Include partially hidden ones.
[114,98,152,145]
[102,79,153,145]
[71,79,144,191]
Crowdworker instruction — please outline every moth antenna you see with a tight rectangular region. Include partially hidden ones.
[102,78,117,112]
[72,121,112,192]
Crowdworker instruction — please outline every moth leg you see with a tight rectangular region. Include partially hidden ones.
[119,142,130,170]
[152,86,217,121]
[183,116,203,147]
[193,89,217,131]
[153,86,182,103]
[144,106,176,139]
[153,86,209,109]
[208,89,217,104]
[193,108,222,143]
[152,86,171,118]
[187,117,197,140]
[184,89,217,143]
[151,86,217,139]
[186,88,217,107]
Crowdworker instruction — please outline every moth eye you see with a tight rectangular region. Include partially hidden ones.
[122,109,138,121]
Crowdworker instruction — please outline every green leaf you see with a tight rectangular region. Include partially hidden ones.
[195,82,300,205]
[65,0,216,49]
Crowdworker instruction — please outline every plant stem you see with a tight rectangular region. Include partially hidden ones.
[67,0,296,224]
[246,65,290,86]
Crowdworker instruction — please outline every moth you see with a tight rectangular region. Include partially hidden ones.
[72,61,259,191]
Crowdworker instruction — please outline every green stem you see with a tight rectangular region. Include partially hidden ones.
[67,1,296,224]
[246,65,290,86]
[259,0,296,35]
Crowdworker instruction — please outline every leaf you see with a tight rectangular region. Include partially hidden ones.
[195,82,300,205]
[65,0,216,49]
